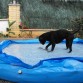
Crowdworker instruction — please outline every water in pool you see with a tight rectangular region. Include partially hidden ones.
[3,43,83,65]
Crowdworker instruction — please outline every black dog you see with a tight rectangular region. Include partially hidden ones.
[39,29,80,53]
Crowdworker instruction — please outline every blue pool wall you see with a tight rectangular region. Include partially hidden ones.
[0,38,83,83]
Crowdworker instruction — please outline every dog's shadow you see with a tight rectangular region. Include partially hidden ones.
[38,47,55,52]
[38,47,45,50]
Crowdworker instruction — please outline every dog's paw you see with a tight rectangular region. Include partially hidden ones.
[38,47,45,50]
[68,51,72,53]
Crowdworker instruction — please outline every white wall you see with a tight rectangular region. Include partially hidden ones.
[0,19,9,34]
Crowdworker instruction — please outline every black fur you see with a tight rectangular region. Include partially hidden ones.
[39,29,79,53]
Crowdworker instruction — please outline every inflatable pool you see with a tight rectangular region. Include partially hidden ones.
[0,38,83,83]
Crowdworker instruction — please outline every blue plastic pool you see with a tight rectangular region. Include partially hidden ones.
[0,38,83,83]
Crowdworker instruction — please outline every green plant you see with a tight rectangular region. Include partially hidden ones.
[6,21,16,37]
[9,21,16,27]
[71,18,83,38]
[0,32,7,38]
[0,32,4,37]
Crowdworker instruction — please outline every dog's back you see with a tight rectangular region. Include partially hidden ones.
[43,29,73,43]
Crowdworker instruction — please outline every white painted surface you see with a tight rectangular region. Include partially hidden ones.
[0,19,9,34]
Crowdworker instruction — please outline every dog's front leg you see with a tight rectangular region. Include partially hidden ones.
[68,40,73,53]
[45,42,51,50]
[51,43,56,51]
[66,40,69,50]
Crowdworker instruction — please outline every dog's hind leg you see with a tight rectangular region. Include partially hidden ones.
[51,43,56,51]
[68,40,73,53]
[66,41,68,49]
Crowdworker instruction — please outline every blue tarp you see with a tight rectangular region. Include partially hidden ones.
[0,38,83,83]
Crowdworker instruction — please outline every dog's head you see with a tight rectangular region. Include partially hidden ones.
[39,34,46,45]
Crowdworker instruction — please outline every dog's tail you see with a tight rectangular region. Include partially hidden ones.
[72,27,81,34]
